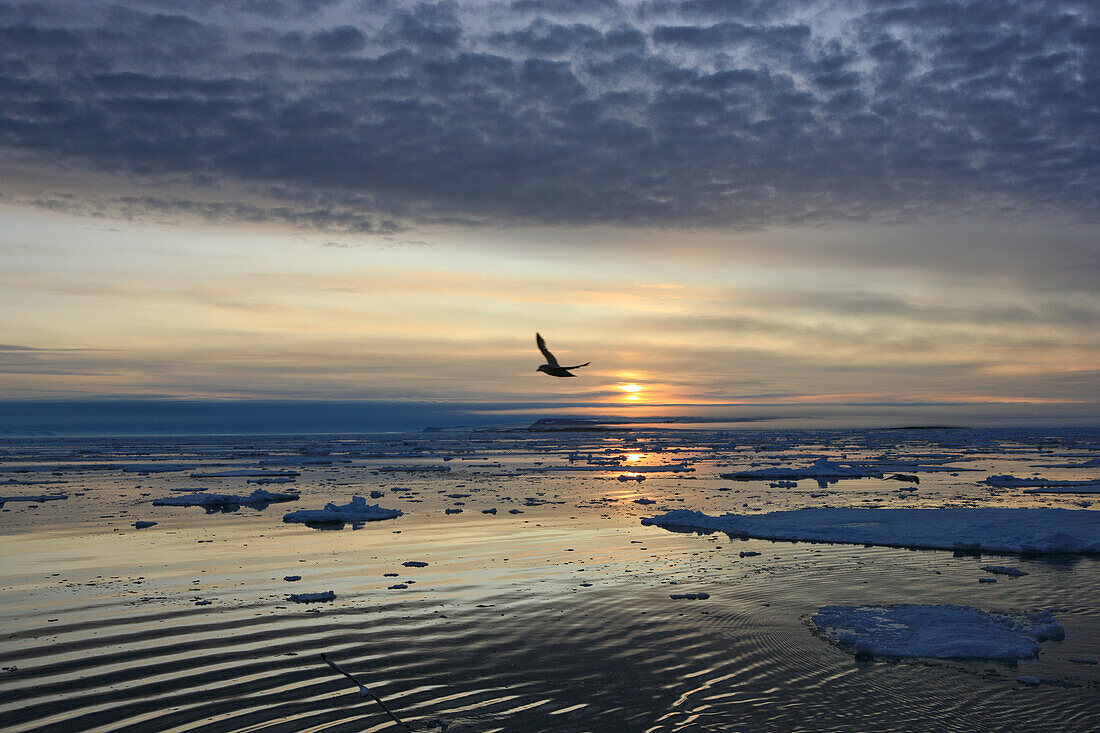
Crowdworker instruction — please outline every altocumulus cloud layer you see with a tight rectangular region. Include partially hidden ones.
[1,0,1097,230]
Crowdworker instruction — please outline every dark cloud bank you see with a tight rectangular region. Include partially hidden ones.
[1,0,1097,230]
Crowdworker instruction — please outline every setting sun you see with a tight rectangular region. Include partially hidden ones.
[619,384,642,393]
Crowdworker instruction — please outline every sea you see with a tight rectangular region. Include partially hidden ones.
[2,427,1099,732]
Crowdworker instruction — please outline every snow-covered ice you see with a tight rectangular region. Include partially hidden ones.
[153,489,299,508]
[721,458,882,487]
[812,604,1064,660]
[642,507,1100,554]
[282,496,402,524]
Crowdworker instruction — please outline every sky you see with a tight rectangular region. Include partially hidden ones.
[1,0,1098,431]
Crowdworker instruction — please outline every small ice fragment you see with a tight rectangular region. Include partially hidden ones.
[982,566,1028,577]
[482,508,497,514]
[509,509,523,514]
[739,551,761,558]
[634,498,656,505]
[388,584,408,590]
[370,491,384,499]
[445,508,462,514]
[1017,675,1041,686]
[979,577,997,583]
[284,575,302,582]
[1068,657,1098,664]
[133,520,157,529]
[289,591,335,603]
[402,561,428,567]
[670,592,710,600]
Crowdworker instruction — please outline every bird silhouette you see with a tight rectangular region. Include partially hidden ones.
[536,333,590,377]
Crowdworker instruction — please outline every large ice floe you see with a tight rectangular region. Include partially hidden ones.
[642,507,1100,554]
[282,496,402,525]
[812,605,1064,660]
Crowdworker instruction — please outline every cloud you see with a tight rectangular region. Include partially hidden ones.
[0,0,1096,232]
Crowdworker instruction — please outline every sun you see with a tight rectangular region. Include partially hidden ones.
[618,383,643,401]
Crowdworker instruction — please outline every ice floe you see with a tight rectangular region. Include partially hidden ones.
[282,496,402,525]
[642,507,1100,554]
[289,591,335,603]
[721,458,882,487]
[191,470,300,479]
[982,566,1028,577]
[153,489,299,509]
[0,493,68,506]
[983,475,1100,493]
[812,604,1064,660]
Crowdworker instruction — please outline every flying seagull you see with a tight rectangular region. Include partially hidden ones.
[536,333,590,378]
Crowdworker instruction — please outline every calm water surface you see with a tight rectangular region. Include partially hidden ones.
[2,428,1099,731]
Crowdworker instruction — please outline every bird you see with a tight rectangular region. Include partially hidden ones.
[536,333,589,377]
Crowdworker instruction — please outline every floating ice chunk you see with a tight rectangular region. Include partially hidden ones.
[133,520,157,529]
[376,465,450,473]
[982,566,1028,577]
[402,561,428,567]
[812,605,1064,660]
[721,458,882,488]
[191,470,300,478]
[642,507,1100,554]
[282,496,402,524]
[1023,485,1100,494]
[1017,675,1041,686]
[289,591,335,603]
[154,489,299,508]
[984,475,1100,493]
[247,477,298,485]
[670,592,710,600]
[634,498,656,505]
[0,493,68,506]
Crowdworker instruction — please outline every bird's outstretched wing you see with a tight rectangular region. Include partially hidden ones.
[536,333,559,366]
[561,362,590,370]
